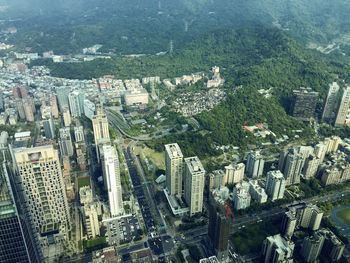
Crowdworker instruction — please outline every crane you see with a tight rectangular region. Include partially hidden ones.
[225,200,234,219]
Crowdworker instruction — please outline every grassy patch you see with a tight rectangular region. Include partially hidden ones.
[86,237,106,248]
[336,207,350,226]
[78,176,91,189]
[136,145,165,170]
[231,220,280,255]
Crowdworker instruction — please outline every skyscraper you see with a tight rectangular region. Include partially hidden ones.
[43,114,55,139]
[322,82,340,122]
[291,87,319,121]
[223,163,245,184]
[92,105,110,162]
[321,229,345,262]
[0,162,42,263]
[335,85,350,127]
[56,86,70,112]
[279,148,304,185]
[59,127,74,157]
[62,106,71,127]
[262,234,294,263]
[184,156,205,216]
[12,145,70,253]
[301,231,325,263]
[208,197,231,262]
[246,151,264,178]
[68,91,82,117]
[165,143,183,197]
[102,145,123,217]
[303,154,320,179]
[281,211,297,239]
[50,95,59,118]
[74,126,85,142]
[266,170,286,201]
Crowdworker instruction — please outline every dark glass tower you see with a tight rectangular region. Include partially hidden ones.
[0,162,41,263]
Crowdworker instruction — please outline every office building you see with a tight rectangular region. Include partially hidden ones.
[50,95,59,118]
[79,186,100,238]
[246,151,264,178]
[12,145,70,246]
[165,143,184,197]
[56,86,70,112]
[123,88,149,105]
[0,162,42,263]
[248,180,267,203]
[84,99,95,120]
[92,104,110,160]
[62,106,71,127]
[291,87,319,121]
[184,156,205,216]
[102,145,123,217]
[74,125,85,142]
[208,198,231,262]
[262,234,294,263]
[223,163,245,184]
[301,231,325,263]
[281,211,297,239]
[321,229,345,262]
[68,91,85,117]
[266,170,286,201]
[43,114,55,139]
[322,82,340,122]
[303,154,320,179]
[335,86,350,127]
[59,127,74,157]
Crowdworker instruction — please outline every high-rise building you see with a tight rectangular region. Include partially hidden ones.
[12,86,27,99]
[207,170,224,190]
[281,211,297,239]
[0,162,42,263]
[262,234,294,263]
[79,186,100,238]
[43,114,55,139]
[301,231,325,263]
[16,99,25,119]
[321,229,345,262]
[233,182,251,210]
[281,148,304,185]
[59,127,74,157]
[50,95,59,118]
[223,163,245,184]
[0,93,4,111]
[303,154,320,179]
[299,204,323,230]
[74,126,85,142]
[246,151,264,178]
[56,86,70,112]
[23,99,34,122]
[208,197,231,262]
[184,156,205,216]
[335,86,350,127]
[291,87,319,121]
[314,142,328,163]
[248,179,267,203]
[92,104,110,160]
[322,82,340,122]
[12,145,70,247]
[266,170,286,201]
[68,91,85,117]
[325,136,341,153]
[165,143,183,197]
[62,106,71,127]
[84,99,95,121]
[102,145,123,217]
[321,167,342,186]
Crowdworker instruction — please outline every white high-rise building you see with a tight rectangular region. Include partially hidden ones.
[223,163,245,185]
[165,143,183,197]
[12,145,71,240]
[262,234,295,263]
[184,156,205,216]
[102,145,123,217]
[266,170,286,201]
[246,151,264,178]
[92,104,110,161]
[281,149,304,185]
[322,82,340,122]
[335,86,350,127]
[74,125,85,142]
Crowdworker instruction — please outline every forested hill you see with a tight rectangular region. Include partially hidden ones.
[3,0,350,55]
[31,26,349,96]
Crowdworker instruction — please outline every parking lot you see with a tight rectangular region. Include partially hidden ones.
[104,215,141,245]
